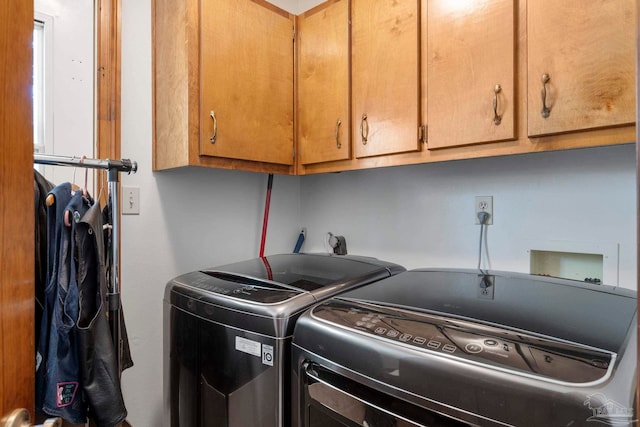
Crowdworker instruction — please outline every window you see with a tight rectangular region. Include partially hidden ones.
[33,19,44,153]
[33,13,52,156]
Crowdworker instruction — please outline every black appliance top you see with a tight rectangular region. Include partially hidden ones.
[209,253,403,293]
[165,253,405,336]
[337,269,637,353]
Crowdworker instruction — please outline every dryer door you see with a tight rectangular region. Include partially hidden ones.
[301,362,470,427]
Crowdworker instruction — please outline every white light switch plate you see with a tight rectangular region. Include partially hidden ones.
[122,186,140,215]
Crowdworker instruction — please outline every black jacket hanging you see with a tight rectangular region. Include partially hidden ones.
[76,201,127,427]
[34,170,54,340]
[102,200,134,372]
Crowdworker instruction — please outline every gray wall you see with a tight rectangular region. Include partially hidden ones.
[119,0,636,424]
[299,146,636,286]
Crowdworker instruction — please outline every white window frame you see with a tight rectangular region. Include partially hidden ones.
[33,12,53,155]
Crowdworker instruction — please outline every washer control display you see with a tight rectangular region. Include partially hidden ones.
[313,300,614,384]
[187,272,301,303]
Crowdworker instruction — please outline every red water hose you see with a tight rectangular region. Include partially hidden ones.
[259,174,274,258]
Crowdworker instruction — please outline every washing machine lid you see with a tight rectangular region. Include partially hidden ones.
[166,253,404,336]
[209,253,403,294]
[337,269,637,353]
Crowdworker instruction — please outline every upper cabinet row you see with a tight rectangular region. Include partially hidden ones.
[153,0,636,174]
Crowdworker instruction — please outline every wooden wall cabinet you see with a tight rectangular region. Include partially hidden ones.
[527,0,636,137]
[297,0,350,166]
[153,0,295,173]
[154,0,635,176]
[351,0,421,159]
[297,0,633,175]
[426,0,516,149]
[297,0,420,169]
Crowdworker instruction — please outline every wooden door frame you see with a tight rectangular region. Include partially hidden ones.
[96,0,122,198]
[634,1,640,419]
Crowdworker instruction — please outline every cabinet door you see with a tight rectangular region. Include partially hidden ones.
[352,0,421,159]
[427,0,515,149]
[297,0,350,165]
[527,0,635,137]
[200,0,294,165]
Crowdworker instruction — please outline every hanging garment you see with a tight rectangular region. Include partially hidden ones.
[76,201,127,427]
[36,182,71,413]
[102,200,134,371]
[34,170,54,340]
[35,179,129,426]
[37,185,89,423]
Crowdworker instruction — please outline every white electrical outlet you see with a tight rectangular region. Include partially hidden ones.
[122,186,140,215]
[475,196,493,225]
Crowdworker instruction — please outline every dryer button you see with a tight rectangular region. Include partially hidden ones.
[465,343,483,354]
[427,340,441,349]
[442,344,456,353]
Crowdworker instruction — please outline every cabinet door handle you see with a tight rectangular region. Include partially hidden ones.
[209,110,217,144]
[493,84,502,125]
[360,113,369,145]
[540,73,551,118]
[335,119,342,149]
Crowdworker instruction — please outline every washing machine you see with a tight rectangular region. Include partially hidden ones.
[163,253,405,427]
[292,268,637,426]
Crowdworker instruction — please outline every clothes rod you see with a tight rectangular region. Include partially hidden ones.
[34,153,138,174]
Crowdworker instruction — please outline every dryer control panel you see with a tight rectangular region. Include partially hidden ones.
[310,300,615,385]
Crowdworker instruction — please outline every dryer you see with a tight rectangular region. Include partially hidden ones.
[292,269,637,426]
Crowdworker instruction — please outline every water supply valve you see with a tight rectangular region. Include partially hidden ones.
[328,233,348,255]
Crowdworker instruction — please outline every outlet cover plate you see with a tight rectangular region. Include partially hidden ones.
[475,196,493,225]
[477,274,495,299]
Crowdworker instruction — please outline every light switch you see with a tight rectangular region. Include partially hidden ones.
[122,186,140,215]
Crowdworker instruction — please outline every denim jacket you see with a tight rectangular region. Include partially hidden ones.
[37,186,89,423]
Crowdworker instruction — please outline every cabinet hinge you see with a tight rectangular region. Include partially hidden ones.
[418,125,427,144]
